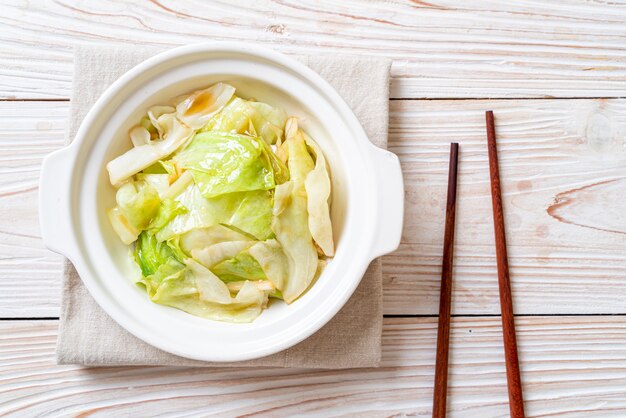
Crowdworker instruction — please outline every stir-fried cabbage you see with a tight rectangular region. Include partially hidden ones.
[174,132,275,198]
[271,119,319,303]
[202,97,287,145]
[107,83,334,323]
[304,130,334,257]
[176,83,236,130]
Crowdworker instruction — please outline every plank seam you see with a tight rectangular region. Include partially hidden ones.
[389,96,626,101]
[3,313,626,321]
[2,97,626,102]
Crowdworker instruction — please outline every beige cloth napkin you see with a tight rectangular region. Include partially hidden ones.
[56,46,390,369]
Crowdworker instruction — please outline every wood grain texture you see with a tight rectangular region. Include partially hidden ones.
[3,4,626,415]
[384,98,626,314]
[2,1,626,99]
[0,101,66,317]
[2,316,626,417]
[3,99,626,316]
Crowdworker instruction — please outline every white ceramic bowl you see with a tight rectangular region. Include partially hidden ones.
[39,43,404,362]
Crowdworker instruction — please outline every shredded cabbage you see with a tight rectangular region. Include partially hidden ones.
[107,83,334,323]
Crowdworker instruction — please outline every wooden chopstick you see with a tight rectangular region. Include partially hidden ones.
[485,111,526,418]
[432,142,459,418]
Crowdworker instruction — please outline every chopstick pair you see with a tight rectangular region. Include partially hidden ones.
[431,112,525,418]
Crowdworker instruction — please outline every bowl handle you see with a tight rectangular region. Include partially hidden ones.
[39,146,78,259]
[369,146,404,259]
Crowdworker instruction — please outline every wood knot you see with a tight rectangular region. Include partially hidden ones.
[266,24,286,34]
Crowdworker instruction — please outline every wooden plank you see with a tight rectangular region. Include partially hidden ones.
[1,316,625,416]
[2,1,626,99]
[2,99,626,316]
[0,101,66,317]
[384,98,626,314]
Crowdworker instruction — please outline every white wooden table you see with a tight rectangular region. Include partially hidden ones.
[2,1,626,416]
